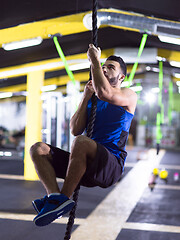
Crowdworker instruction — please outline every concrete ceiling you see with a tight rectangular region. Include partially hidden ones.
[0,0,180,91]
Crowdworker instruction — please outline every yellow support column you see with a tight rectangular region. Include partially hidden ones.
[24,70,44,180]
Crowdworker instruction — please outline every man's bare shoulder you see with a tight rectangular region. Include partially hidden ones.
[121,87,137,114]
[121,87,137,98]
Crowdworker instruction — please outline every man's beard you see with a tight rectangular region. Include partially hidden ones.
[108,73,120,86]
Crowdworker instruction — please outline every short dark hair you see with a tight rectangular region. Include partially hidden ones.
[106,55,127,76]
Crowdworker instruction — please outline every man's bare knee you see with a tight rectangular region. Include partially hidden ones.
[30,142,50,159]
[71,135,97,159]
[72,135,90,151]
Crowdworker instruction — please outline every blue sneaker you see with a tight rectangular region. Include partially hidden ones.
[33,194,75,226]
[32,195,48,213]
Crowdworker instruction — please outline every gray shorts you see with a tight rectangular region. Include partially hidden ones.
[49,142,123,188]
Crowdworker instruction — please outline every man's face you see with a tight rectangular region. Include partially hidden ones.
[102,60,123,87]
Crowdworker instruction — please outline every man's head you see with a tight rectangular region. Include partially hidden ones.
[102,55,126,87]
[106,55,127,76]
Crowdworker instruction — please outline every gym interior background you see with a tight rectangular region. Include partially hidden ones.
[0,1,180,240]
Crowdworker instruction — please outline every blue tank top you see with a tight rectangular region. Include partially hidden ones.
[86,97,134,164]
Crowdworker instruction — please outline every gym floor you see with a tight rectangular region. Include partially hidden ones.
[0,146,180,240]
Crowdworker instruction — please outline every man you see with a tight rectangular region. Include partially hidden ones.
[30,44,137,226]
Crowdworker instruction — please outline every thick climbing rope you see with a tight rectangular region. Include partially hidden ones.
[86,0,98,138]
[63,0,98,239]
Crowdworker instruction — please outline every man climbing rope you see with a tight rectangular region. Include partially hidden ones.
[30,44,137,227]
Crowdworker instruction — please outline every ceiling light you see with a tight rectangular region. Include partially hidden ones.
[156,56,166,61]
[42,85,57,92]
[174,73,180,78]
[69,62,90,71]
[151,67,159,73]
[170,61,180,68]
[0,62,64,79]
[176,81,180,87]
[130,86,143,92]
[83,13,101,30]
[158,35,180,45]
[0,92,13,99]
[2,37,43,51]
[146,66,151,71]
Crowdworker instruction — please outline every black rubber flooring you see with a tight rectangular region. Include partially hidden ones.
[0,178,115,239]
[1,147,180,240]
[116,229,180,240]
[122,149,180,240]
[127,187,180,226]
[0,219,78,240]
[160,150,180,165]
[0,159,23,175]
[0,178,115,217]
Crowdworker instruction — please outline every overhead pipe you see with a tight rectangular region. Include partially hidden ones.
[83,10,180,38]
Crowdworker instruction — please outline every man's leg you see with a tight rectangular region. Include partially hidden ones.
[30,142,74,226]
[30,136,97,226]
[30,136,97,197]
[61,135,97,198]
[30,142,60,195]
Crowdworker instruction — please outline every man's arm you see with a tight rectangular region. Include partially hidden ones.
[70,81,94,136]
[87,44,137,114]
